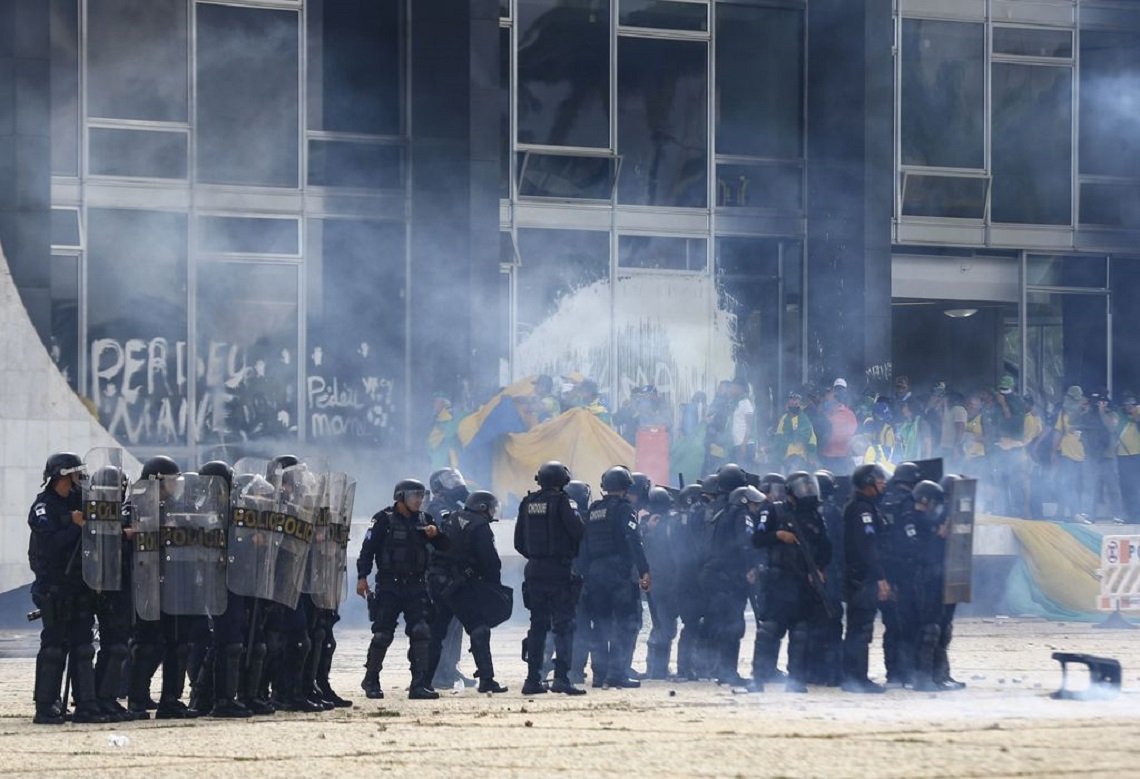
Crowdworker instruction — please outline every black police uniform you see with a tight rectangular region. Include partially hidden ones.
[878,482,916,685]
[92,503,134,720]
[568,498,593,683]
[747,496,779,683]
[514,487,585,689]
[842,493,887,690]
[806,492,845,686]
[28,487,105,723]
[580,494,649,687]
[357,505,448,697]
[426,509,504,689]
[672,499,706,680]
[696,496,753,685]
[426,490,471,689]
[751,501,832,689]
[642,508,682,679]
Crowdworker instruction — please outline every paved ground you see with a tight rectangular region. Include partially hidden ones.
[1,618,1139,778]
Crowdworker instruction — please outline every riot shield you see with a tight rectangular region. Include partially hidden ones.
[942,478,977,604]
[160,474,229,616]
[82,447,125,592]
[131,479,162,621]
[306,473,353,610]
[271,465,319,609]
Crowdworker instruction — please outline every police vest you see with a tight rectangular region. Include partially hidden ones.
[585,497,629,560]
[518,489,571,559]
[433,510,488,574]
[377,511,431,579]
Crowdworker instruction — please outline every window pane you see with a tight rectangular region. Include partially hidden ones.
[716,3,802,159]
[1080,182,1140,229]
[307,219,405,445]
[619,235,706,271]
[901,20,984,169]
[89,128,188,179]
[306,0,401,135]
[198,216,300,256]
[517,0,610,148]
[87,209,188,446]
[307,140,403,189]
[715,162,802,210]
[50,254,80,390]
[516,228,609,337]
[618,36,708,207]
[1080,31,1140,178]
[197,5,299,187]
[901,174,987,219]
[87,0,188,121]
[198,263,299,442]
[51,209,81,248]
[993,27,1072,58]
[519,153,616,199]
[50,0,79,176]
[501,25,511,197]
[620,0,707,31]
[992,64,1072,225]
[1027,255,1107,288]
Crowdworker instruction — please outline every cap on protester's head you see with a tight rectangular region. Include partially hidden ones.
[1089,387,1110,403]
[998,375,1015,395]
[833,378,847,389]
[1066,385,1084,402]
[931,381,947,396]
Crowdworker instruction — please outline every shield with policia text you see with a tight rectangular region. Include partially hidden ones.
[131,478,162,621]
[305,472,355,610]
[82,447,126,592]
[942,477,977,604]
[160,473,229,616]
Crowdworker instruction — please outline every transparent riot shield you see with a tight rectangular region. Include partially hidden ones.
[942,478,977,604]
[160,473,229,616]
[270,465,319,609]
[131,479,162,621]
[306,473,353,610]
[82,447,125,592]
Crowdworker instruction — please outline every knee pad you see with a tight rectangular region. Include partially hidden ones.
[551,616,575,636]
[248,641,267,662]
[371,631,394,650]
[101,642,129,665]
[920,624,941,644]
[72,642,96,663]
[409,621,432,643]
[756,620,782,644]
[39,645,67,665]
[292,634,312,656]
[468,624,491,646]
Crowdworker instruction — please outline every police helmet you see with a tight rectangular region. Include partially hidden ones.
[142,455,180,480]
[729,485,765,506]
[393,478,428,504]
[43,452,84,486]
[631,472,652,501]
[759,473,786,502]
[199,460,234,488]
[716,463,749,493]
[536,461,572,490]
[464,490,500,519]
[90,465,124,492]
[913,480,945,507]
[429,467,466,494]
[266,454,302,482]
[600,465,635,493]
[565,480,591,509]
[699,474,720,496]
[892,462,921,487]
[678,484,704,508]
[814,470,836,500]
[785,471,821,502]
[853,463,888,490]
[647,486,673,514]
[939,474,959,493]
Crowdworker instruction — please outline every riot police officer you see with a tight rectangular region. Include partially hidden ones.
[751,472,832,693]
[806,470,845,686]
[672,483,706,680]
[427,490,509,694]
[642,487,680,679]
[879,461,921,687]
[565,480,593,684]
[426,467,475,690]
[514,461,586,695]
[581,466,651,688]
[357,478,447,700]
[749,473,786,685]
[842,463,890,693]
[28,452,107,724]
[908,480,951,692]
[933,475,967,691]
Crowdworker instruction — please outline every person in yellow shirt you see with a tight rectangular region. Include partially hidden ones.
[862,399,897,466]
[1115,393,1140,523]
[1054,385,1090,521]
[772,390,817,469]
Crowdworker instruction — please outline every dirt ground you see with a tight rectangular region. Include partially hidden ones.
[1,618,1139,778]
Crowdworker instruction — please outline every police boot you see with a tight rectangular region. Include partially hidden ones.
[315,637,352,708]
[95,642,131,721]
[156,644,199,719]
[912,624,942,692]
[32,646,67,725]
[69,643,110,724]
[548,630,586,695]
[933,626,966,690]
[241,642,276,715]
[675,627,697,680]
[126,643,160,718]
[646,643,670,680]
[784,627,809,694]
[278,634,323,712]
[303,628,334,710]
[752,620,781,684]
[408,628,440,701]
[469,626,507,694]
[717,640,749,687]
[521,628,548,695]
[188,647,215,715]
[361,631,391,699]
[210,644,252,718]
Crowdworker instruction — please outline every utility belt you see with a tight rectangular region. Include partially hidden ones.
[374,571,426,587]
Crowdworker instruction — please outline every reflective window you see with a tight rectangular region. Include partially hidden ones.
[308,139,403,189]
[500,25,511,197]
[901,174,988,219]
[619,235,706,271]
[993,27,1072,59]
[1080,182,1140,229]
[901,20,984,169]
[89,128,188,179]
[620,0,707,31]
[518,153,617,199]
[49,253,80,390]
[87,0,188,122]
[516,229,609,337]
[716,3,802,160]
[618,36,708,207]
[87,209,188,445]
[715,161,801,210]
[992,64,1072,225]
[198,216,300,256]
[1027,255,1108,288]
[517,0,610,148]
[1080,31,1140,179]
[50,209,82,249]
[198,263,299,442]
[196,4,300,187]
[306,0,401,135]
[50,0,79,176]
